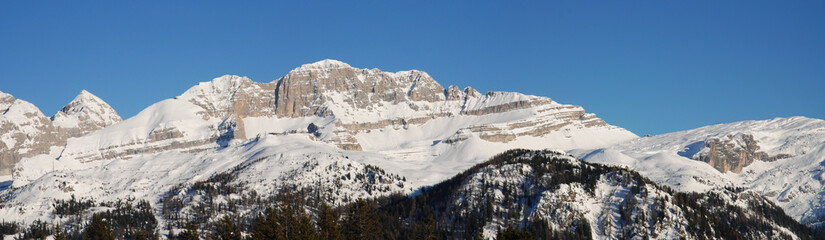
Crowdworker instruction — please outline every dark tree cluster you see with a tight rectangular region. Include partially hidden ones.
[53,195,96,216]
[9,197,159,240]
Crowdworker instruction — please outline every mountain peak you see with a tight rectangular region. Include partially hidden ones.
[62,90,109,114]
[52,89,121,130]
[0,90,16,112]
[4,98,47,120]
[72,89,102,105]
[292,59,353,71]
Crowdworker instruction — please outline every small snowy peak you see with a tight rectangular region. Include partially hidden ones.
[177,74,278,122]
[178,75,250,103]
[0,90,15,112]
[463,86,480,98]
[291,59,353,72]
[52,90,122,130]
[179,75,251,100]
[3,99,48,122]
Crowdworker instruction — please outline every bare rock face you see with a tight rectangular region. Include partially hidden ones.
[180,75,278,120]
[695,134,792,173]
[274,60,445,117]
[0,90,121,174]
[0,95,58,175]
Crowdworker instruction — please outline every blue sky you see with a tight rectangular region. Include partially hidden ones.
[1,1,823,135]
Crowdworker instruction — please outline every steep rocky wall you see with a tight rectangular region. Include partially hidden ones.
[696,134,792,173]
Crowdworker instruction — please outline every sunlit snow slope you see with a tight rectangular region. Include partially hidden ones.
[574,116,825,229]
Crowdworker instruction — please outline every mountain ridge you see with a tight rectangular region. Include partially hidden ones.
[573,116,825,230]
[0,90,121,175]
[2,60,822,238]
[26,59,633,167]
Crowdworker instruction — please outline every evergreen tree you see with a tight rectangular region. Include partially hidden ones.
[344,199,383,240]
[286,213,318,240]
[318,203,342,239]
[272,188,318,240]
[178,221,200,240]
[250,207,284,240]
[215,215,241,240]
[83,214,115,240]
[496,226,532,240]
[133,231,149,240]
[53,225,70,240]
[411,214,440,240]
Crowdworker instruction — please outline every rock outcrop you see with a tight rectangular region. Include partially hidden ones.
[695,134,792,173]
[52,90,122,136]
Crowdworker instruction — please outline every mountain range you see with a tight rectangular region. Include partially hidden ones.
[1,60,823,239]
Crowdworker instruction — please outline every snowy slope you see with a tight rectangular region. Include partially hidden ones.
[388,149,818,239]
[0,134,412,225]
[574,116,825,228]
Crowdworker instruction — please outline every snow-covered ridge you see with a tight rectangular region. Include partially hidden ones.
[43,59,634,166]
[292,59,353,71]
[401,149,816,239]
[575,116,825,229]
[0,90,121,175]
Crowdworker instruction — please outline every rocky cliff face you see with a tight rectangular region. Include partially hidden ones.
[0,93,58,175]
[274,60,445,118]
[696,134,791,173]
[0,90,120,175]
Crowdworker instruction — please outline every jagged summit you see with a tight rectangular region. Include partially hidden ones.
[52,89,121,130]
[0,90,14,112]
[59,90,109,114]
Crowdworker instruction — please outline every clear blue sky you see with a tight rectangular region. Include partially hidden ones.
[1,1,823,135]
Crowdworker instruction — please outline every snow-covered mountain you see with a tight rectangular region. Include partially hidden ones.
[573,116,825,230]
[0,60,636,236]
[1,60,822,239]
[0,90,120,175]
[12,59,635,187]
